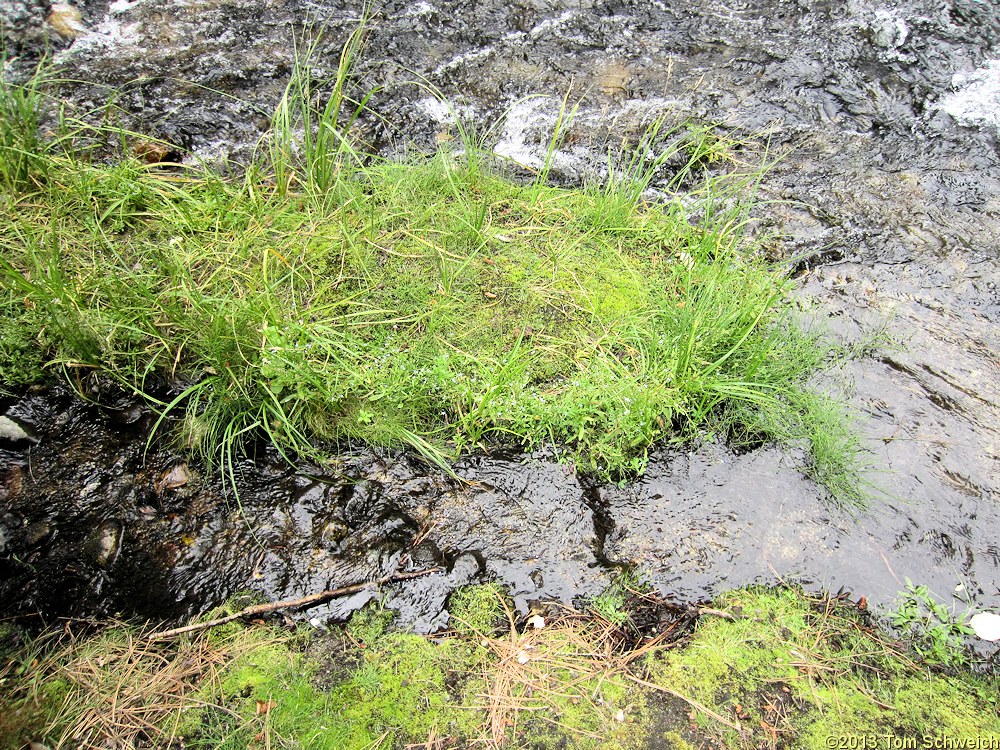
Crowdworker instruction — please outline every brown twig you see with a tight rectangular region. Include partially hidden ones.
[696,606,739,621]
[145,567,442,641]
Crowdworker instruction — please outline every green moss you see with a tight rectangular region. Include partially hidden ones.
[657,731,701,750]
[346,601,396,646]
[448,582,509,636]
[324,633,483,748]
[186,624,482,749]
[644,587,1000,748]
[2,587,996,749]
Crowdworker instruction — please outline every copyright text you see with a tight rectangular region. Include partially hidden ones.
[823,736,999,749]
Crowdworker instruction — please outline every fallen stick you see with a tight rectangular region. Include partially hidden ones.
[695,606,739,621]
[145,567,442,641]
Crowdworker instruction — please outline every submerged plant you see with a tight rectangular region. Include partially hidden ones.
[0,57,54,193]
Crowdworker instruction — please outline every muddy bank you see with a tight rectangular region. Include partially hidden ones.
[1,0,998,633]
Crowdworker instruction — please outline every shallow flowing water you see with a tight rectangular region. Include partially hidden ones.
[1,0,998,649]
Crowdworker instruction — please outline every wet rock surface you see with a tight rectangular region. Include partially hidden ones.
[1,0,998,634]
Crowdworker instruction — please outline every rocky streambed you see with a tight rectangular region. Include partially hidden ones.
[1,0,998,644]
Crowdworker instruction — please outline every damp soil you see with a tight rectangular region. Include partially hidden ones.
[1,0,998,645]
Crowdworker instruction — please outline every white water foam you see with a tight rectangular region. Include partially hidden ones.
[492,98,549,169]
[938,58,1000,131]
[415,96,476,125]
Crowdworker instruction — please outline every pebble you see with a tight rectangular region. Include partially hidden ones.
[449,552,483,584]
[25,521,50,546]
[89,520,123,567]
[157,463,191,494]
[47,3,87,39]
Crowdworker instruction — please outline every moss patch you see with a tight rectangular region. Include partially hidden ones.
[4,588,994,749]
[447,581,510,637]
[644,587,1000,748]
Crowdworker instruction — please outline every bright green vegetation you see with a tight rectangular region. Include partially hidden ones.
[2,586,996,749]
[204,624,482,748]
[1,40,871,503]
[889,578,975,669]
[586,568,646,627]
[0,608,485,750]
[447,581,510,636]
[647,587,1000,748]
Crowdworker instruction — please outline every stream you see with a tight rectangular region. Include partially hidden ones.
[1,0,998,647]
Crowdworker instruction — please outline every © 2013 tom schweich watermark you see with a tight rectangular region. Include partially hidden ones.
[824,736,1000,749]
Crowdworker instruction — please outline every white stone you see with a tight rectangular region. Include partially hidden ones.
[0,416,31,442]
[969,612,1000,641]
[872,9,908,49]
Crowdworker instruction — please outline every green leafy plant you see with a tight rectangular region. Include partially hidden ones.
[588,569,646,628]
[888,579,974,668]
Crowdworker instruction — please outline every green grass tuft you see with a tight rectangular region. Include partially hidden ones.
[0,43,875,505]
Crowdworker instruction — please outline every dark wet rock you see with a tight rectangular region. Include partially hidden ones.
[429,454,605,610]
[0,0,52,53]
[409,538,442,570]
[0,375,997,636]
[103,401,146,425]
